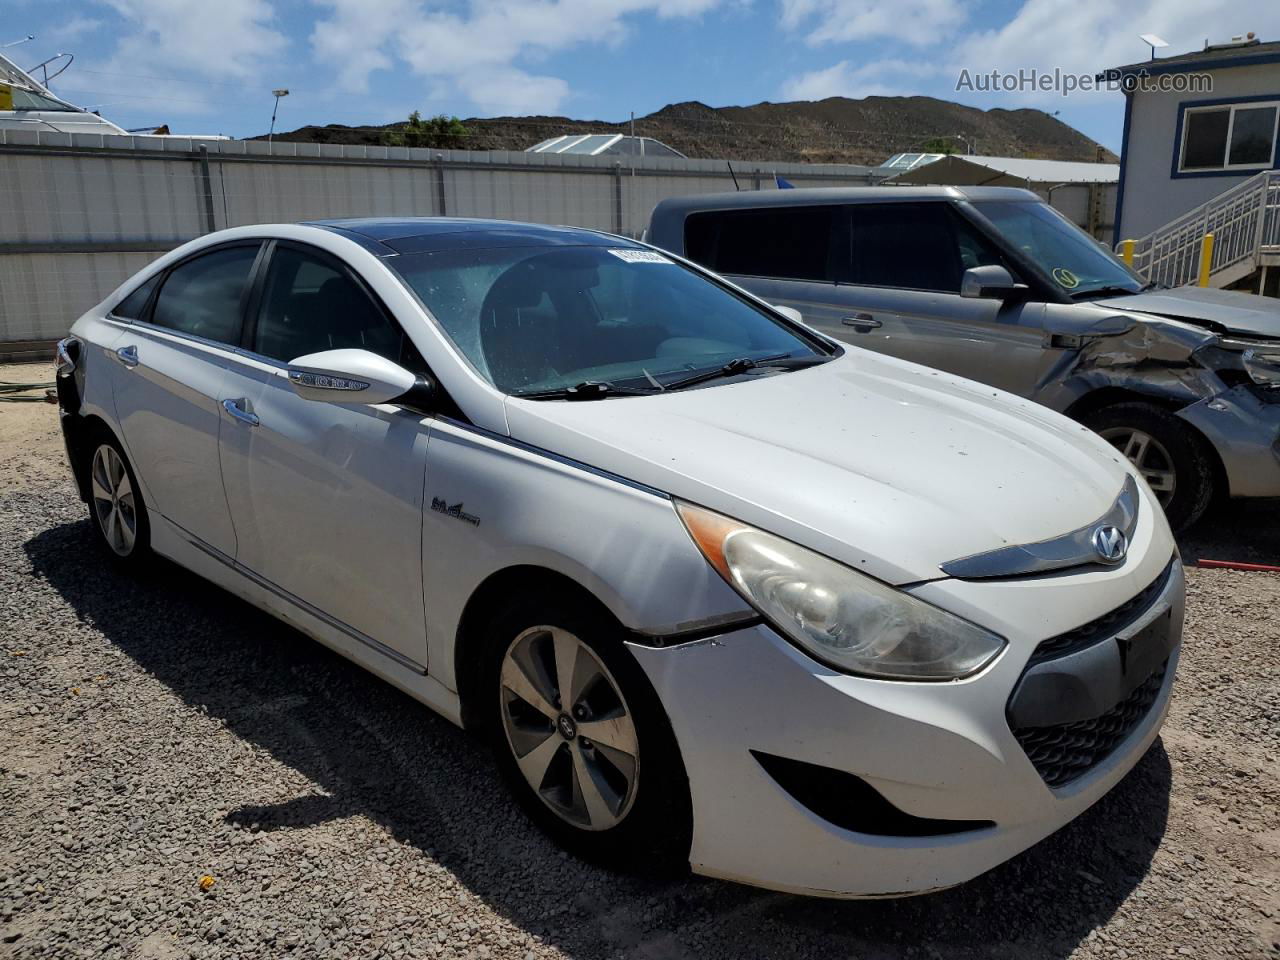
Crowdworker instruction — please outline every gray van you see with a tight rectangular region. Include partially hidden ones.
[647,186,1280,529]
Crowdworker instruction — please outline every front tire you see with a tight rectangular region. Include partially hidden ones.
[85,433,151,563]
[1081,402,1214,532]
[480,592,692,873]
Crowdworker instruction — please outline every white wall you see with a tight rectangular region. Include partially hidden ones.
[0,131,878,344]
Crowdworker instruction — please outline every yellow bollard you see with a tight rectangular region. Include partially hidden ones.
[1198,233,1215,287]
[1121,239,1135,266]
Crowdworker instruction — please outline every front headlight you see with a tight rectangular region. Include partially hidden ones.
[1242,348,1280,389]
[677,503,1006,681]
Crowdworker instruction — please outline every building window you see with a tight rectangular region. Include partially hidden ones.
[1180,101,1280,172]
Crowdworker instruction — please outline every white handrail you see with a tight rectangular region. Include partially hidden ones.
[1119,170,1280,287]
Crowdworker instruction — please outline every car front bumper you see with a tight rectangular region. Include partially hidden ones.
[1176,385,1280,498]
[627,515,1183,898]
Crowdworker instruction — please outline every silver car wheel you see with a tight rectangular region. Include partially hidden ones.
[499,625,639,831]
[1099,427,1176,505]
[90,444,137,556]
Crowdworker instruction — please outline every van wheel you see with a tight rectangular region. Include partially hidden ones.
[480,592,691,873]
[85,432,151,563]
[1082,402,1213,532]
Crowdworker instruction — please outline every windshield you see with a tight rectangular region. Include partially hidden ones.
[970,200,1143,298]
[387,244,829,396]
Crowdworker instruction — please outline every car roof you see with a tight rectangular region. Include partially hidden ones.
[303,217,635,255]
[650,184,1040,216]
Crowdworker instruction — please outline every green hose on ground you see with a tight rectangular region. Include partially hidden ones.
[0,380,56,402]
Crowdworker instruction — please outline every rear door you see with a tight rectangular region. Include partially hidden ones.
[109,242,263,556]
[831,202,1049,396]
[217,241,433,669]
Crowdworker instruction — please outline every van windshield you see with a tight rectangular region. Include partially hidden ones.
[970,200,1144,299]
[387,244,829,397]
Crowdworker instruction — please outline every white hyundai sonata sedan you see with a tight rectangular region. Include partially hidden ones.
[54,218,1183,898]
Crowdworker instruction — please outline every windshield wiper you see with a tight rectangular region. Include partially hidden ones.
[661,353,815,391]
[514,381,659,401]
[1069,285,1145,301]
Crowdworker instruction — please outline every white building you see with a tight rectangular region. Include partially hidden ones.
[1103,35,1280,246]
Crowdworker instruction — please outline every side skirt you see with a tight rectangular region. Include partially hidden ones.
[148,513,464,728]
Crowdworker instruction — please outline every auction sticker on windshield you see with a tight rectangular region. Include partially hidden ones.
[609,249,673,264]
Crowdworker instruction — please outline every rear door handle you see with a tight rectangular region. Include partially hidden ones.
[841,313,881,331]
[222,398,259,427]
[114,345,139,367]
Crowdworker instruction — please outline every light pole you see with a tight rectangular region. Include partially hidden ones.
[2,35,35,49]
[268,88,289,144]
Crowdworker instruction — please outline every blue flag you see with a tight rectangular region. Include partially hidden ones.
[775,175,795,189]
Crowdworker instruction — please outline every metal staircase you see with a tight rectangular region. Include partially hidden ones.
[1120,170,1280,290]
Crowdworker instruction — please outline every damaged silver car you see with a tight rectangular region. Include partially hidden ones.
[647,187,1280,529]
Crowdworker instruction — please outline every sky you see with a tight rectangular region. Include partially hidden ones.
[9,0,1280,154]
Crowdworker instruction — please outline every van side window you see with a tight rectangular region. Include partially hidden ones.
[684,206,837,282]
[847,203,1005,293]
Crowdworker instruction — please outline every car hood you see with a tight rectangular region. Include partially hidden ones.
[503,351,1132,585]
[1100,286,1280,339]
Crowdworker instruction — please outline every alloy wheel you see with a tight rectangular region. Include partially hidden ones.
[1099,427,1176,506]
[499,625,639,831]
[91,444,137,556]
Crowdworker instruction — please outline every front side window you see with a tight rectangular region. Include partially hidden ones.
[151,245,260,345]
[1180,101,1280,172]
[388,245,828,395]
[970,200,1142,298]
[253,245,418,367]
[684,206,836,281]
[846,202,1005,293]
[6,86,78,112]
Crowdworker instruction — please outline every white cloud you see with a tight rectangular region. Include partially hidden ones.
[96,0,286,79]
[779,0,966,46]
[310,0,727,115]
[781,0,1280,110]
[782,58,937,100]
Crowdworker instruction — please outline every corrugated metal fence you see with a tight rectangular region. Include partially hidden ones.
[0,129,878,349]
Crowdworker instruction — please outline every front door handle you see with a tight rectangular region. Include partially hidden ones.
[841,313,882,331]
[222,398,259,427]
[114,345,139,367]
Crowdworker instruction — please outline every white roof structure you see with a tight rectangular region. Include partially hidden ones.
[527,133,686,159]
[883,154,1119,186]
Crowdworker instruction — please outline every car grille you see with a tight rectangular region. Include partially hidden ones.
[1030,560,1174,664]
[1012,664,1167,788]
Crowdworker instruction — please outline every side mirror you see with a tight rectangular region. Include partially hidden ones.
[961,265,1029,301]
[772,304,804,324]
[286,348,432,407]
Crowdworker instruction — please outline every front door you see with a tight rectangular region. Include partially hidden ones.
[109,243,262,556]
[218,241,433,669]
[827,202,1052,397]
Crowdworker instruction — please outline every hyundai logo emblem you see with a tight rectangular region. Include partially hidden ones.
[1092,525,1128,563]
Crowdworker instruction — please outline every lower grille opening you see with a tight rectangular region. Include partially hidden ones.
[1012,663,1167,788]
[751,751,994,837]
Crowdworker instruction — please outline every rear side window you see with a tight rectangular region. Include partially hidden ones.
[151,245,259,345]
[847,203,1004,293]
[253,245,420,368]
[111,275,159,320]
[684,206,837,281]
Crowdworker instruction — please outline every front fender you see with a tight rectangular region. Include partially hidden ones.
[421,419,751,691]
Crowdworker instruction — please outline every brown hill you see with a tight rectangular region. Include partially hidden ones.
[266,95,1114,166]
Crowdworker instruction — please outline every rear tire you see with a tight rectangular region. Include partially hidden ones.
[479,590,692,874]
[84,430,151,564]
[1081,402,1214,532]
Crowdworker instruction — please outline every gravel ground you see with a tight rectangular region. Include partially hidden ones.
[1,363,1277,960]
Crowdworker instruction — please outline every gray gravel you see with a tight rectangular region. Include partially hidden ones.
[1,387,1278,960]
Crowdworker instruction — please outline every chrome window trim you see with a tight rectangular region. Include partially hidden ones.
[940,475,1140,579]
